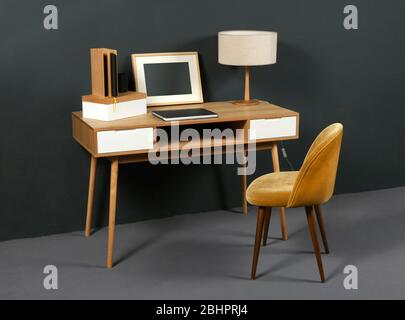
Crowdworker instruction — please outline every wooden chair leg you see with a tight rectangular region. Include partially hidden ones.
[279,208,288,240]
[262,207,272,246]
[107,159,119,269]
[85,156,97,237]
[305,206,326,283]
[314,205,330,254]
[271,143,288,240]
[251,207,265,279]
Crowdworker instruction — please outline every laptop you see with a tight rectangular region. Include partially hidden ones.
[152,108,218,121]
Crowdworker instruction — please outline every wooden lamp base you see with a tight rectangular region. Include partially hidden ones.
[233,66,260,106]
[233,99,260,106]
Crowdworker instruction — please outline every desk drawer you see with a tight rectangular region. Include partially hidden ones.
[97,128,154,154]
[249,116,297,140]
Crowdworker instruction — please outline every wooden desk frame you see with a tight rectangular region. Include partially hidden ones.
[72,100,299,268]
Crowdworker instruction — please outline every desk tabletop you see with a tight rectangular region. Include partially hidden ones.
[72,100,299,131]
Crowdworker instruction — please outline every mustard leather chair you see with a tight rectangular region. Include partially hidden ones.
[246,123,343,282]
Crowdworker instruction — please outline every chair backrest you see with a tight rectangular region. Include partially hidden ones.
[287,123,343,208]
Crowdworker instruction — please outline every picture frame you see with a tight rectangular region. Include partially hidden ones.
[131,52,203,106]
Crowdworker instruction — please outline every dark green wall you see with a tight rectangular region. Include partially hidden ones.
[1,0,405,241]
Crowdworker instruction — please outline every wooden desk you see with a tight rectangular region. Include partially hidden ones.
[72,100,300,268]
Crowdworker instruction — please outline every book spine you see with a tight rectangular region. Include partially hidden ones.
[110,53,118,97]
[103,54,109,97]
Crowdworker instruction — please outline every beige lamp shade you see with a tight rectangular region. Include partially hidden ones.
[218,30,277,66]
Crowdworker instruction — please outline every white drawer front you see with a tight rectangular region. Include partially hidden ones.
[97,128,154,154]
[249,117,297,140]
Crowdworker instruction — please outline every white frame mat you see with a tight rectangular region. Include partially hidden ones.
[131,52,203,106]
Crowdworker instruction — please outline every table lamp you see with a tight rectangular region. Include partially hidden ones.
[218,30,277,105]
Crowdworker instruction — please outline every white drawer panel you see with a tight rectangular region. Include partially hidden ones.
[97,128,154,154]
[249,116,297,140]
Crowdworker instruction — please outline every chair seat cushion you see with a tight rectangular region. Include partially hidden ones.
[246,171,299,207]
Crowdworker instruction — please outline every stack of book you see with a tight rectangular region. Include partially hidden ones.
[82,48,147,121]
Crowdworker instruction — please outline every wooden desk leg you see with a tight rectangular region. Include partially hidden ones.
[271,142,288,240]
[241,150,248,215]
[107,158,119,269]
[85,156,97,237]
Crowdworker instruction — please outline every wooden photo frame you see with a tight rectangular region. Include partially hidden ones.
[131,52,203,106]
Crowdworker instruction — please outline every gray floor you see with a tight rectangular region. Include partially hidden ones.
[1,187,405,300]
